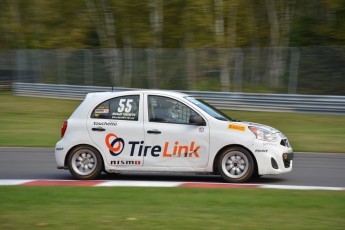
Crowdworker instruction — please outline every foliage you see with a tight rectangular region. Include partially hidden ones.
[0,0,344,95]
[0,0,345,49]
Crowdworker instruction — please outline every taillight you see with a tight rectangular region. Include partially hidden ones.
[61,120,68,137]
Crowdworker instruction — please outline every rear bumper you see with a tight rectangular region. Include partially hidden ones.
[55,139,71,169]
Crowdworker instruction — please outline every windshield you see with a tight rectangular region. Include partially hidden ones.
[184,96,232,121]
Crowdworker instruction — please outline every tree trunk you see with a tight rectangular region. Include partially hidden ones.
[85,0,119,86]
[227,1,238,91]
[265,0,296,88]
[266,0,281,87]
[247,3,261,85]
[214,0,230,92]
[148,0,163,88]
[9,0,26,48]
[123,35,133,88]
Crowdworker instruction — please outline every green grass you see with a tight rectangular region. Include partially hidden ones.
[0,93,344,152]
[0,93,80,146]
[0,187,344,230]
[226,110,345,153]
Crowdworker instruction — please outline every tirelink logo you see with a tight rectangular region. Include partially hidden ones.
[105,133,200,158]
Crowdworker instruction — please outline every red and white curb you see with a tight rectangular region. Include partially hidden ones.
[0,180,344,191]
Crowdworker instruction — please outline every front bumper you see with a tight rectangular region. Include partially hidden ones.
[251,139,294,175]
[282,152,294,167]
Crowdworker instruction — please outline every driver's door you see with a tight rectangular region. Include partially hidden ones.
[143,94,210,169]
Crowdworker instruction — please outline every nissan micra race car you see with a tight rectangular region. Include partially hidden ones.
[55,90,293,182]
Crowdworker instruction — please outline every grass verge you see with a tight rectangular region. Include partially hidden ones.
[0,93,80,147]
[0,187,344,230]
[0,93,344,152]
[226,110,345,152]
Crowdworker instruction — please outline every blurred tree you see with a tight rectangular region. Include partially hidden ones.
[0,0,27,49]
[1,0,345,49]
[85,0,120,86]
[265,0,296,87]
[290,0,345,46]
[0,0,344,94]
[182,0,214,89]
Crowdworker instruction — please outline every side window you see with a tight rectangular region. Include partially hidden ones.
[92,101,110,119]
[91,95,140,121]
[109,95,139,121]
[148,95,198,124]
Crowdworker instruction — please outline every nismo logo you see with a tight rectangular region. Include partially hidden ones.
[105,133,200,158]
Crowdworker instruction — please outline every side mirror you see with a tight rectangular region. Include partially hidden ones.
[189,115,206,126]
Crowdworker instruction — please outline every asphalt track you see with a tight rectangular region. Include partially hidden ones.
[0,147,344,187]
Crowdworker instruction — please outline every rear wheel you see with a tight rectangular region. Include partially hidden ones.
[218,147,254,183]
[67,146,103,180]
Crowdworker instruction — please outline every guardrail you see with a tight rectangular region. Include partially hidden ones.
[12,82,345,115]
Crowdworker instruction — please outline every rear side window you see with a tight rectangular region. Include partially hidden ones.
[92,101,110,119]
[91,95,140,121]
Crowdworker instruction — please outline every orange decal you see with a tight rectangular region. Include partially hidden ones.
[178,145,189,157]
[105,133,122,152]
[228,124,246,132]
[163,142,172,157]
[189,142,200,158]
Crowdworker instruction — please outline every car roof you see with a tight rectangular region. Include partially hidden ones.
[89,90,190,99]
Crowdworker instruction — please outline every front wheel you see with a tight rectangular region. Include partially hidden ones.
[218,147,254,183]
[67,146,103,180]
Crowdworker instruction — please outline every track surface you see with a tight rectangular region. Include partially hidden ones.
[0,147,344,187]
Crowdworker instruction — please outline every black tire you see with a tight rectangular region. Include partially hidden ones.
[252,169,262,179]
[67,146,103,180]
[218,147,254,183]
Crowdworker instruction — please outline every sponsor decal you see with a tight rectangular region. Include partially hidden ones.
[199,127,204,133]
[94,106,110,116]
[263,142,278,146]
[105,133,200,158]
[112,98,138,120]
[255,150,268,153]
[111,160,141,165]
[105,133,125,156]
[55,147,64,151]
[129,141,200,158]
[94,121,117,126]
[111,112,136,120]
[228,124,246,132]
[95,108,109,114]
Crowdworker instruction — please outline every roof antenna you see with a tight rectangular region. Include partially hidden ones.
[112,86,114,92]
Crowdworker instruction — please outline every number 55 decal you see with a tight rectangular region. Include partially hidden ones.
[118,99,133,113]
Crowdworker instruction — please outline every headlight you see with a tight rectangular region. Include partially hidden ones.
[249,126,278,142]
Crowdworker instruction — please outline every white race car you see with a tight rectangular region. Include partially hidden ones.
[55,90,293,182]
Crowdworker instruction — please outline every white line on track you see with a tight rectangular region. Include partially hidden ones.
[0,180,34,186]
[96,181,184,187]
[259,184,345,191]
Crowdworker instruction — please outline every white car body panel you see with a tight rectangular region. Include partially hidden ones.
[55,90,293,178]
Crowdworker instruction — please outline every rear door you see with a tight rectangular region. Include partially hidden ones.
[87,93,144,168]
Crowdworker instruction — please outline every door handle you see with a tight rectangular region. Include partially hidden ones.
[92,127,106,132]
[147,130,161,134]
